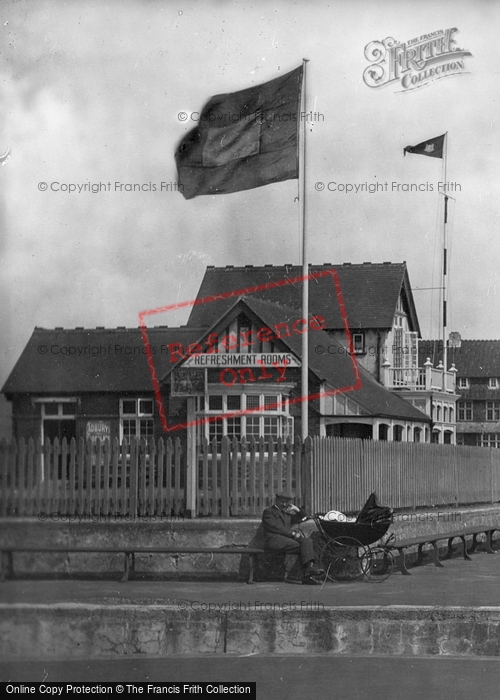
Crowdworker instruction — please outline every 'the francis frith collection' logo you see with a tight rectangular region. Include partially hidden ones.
[363,28,472,91]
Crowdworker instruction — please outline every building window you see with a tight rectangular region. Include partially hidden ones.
[481,433,500,448]
[40,400,78,444]
[352,332,365,354]
[264,395,276,410]
[392,329,417,370]
[488,378,499,389]
[334,393,361,416]
[120,398,154,441]
[208,418,223,443]
[486,401,500,421]
[457,401,473,421]
[227,395,241,411]
[378,424,389,441]
[202,392,293,442]
[41,401,77,419]
[457,377,469,389]
[393,425,403,442]
[246,395,260,410]
[208,395,223,411]
[226,417,242,440]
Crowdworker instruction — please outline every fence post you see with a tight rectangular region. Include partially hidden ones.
[220,436,230,518]
[303,436,313,514]
[129,437,138,518]
[491,446,495,505]
[0,439,7,517]
[185,397,197,518]
[231,436,239,517]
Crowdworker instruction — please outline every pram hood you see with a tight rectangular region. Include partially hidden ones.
[355,492,393,525]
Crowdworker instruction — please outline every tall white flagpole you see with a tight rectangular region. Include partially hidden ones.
[441,132,448,389]
[300,58,309,441]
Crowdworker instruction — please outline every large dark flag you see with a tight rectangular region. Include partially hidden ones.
[404,134,445,159]
[175,66,303,199]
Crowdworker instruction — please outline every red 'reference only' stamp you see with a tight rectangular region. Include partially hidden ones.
[138,269,361,432]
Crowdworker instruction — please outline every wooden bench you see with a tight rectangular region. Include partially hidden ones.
[0,546,265,584]
[386,526,500,575]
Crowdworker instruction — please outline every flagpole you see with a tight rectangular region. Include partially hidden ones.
[441,132,448,389]
[300,58,309,442]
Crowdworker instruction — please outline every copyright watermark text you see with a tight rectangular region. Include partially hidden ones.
[314,342,461,357]
[38,512,185,523]
[314,181,461,193]
[38,182,183,193]
[394,511,462,522]
[179,110,324,124]
[175,600,324,612]
[37,344,175,356]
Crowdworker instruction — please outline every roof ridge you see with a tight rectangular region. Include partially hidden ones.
[421,338,500,343]
[203,262,406,272]
[33,326,205,332]
[240,295,304,314]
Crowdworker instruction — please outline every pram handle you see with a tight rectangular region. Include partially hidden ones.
[300,513,325,523]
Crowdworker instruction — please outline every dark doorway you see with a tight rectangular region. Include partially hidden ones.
[43,420,77,479]
[327,423,372,439]
[378,424,389,441]
[43,419,77,443]
[393,425,403,442]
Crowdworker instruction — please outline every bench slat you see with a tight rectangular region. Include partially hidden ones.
[0,547,264,554]
[388,527,499,550]
[0,547,265,584]
[386,527,499,575]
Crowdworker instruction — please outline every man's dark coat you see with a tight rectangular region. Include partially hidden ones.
[261,504,307,541]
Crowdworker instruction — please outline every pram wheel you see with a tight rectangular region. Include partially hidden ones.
[361,546,395,583]
[320,536,370,582]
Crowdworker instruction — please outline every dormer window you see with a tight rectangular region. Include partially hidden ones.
[352,332,365,354]
[488,378,498,389]
[458,378,469,389]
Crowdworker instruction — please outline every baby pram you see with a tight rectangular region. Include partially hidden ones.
[310,492,395,582]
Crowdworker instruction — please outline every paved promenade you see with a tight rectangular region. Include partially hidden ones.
[1,544,500,607]
[1,549,500,659]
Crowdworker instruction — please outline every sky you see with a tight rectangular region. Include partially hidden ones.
[1,0,499,436]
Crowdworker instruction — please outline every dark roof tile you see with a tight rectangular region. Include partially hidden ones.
[419,339,500,377]
[181,296,429,423]
[242,297,429,422]
[2,327,204,395]
[187,263,420,334]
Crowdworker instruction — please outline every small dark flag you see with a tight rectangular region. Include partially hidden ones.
[404,134,445,159]
[175,66,303,199]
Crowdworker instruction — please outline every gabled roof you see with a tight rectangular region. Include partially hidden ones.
[171,296,430,423]
[187,262,421,334]
[2,327,203,395]
[3,311,430,424]
[419,339,500,377]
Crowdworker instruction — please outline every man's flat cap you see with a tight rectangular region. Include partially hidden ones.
[275,492,293,501]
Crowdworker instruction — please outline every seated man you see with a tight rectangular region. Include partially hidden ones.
[262,492,324,585]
